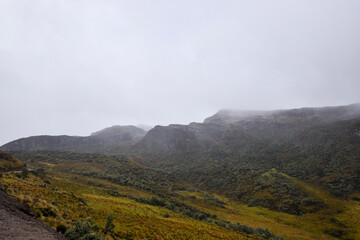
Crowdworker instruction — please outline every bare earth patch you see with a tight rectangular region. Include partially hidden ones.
[0,189,65,240]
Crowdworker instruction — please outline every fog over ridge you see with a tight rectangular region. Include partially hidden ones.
[0,0,359,145]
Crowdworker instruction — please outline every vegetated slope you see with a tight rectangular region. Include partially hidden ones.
[0,186,65,240]
[2,150,284,240]
[2,103,360,239]
[0,125,146,154]
[9,150,183,196]
[4,150,360,240]
[0,150,26,172]
[133,104,360,214]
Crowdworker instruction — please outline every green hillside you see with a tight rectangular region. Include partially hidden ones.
[0,150,26,172]
[133,105,360,209]
[2,150,360,239]
[1,104,360,239]
[1,151,285,240]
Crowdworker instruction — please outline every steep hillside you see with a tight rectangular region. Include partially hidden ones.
[0,150,26,172]
[0,188,66,240]
[3,150,360,239]
[0,125,146,154]
[134,124,222,153]
[2,150,286,240]
[132,104,360,214]
[2,103,360,237]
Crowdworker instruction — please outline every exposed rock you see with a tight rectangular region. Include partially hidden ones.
[0,188,65,240]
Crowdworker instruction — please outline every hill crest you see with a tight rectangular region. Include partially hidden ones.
[204,103,360,124]
[0,125,146,154]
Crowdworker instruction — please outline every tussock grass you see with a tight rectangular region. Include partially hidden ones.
[1,171,260,240]
[2,153,358,240]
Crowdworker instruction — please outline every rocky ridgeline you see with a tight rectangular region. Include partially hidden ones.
[2,104,360,215]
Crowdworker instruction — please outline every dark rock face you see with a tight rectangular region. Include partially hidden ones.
[133,104,360,207]
[135,104,360,159]
[0,189,65,240]
[134,125,200,153]
[0,125,147,154]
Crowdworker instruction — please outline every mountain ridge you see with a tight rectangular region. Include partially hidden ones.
[2,103,360,239]
[0,125,146,154]
[204,103,360,124]
[131,103,360,213]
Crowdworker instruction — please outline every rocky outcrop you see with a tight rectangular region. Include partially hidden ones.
[133,123,225,154]
[134,125,200,153]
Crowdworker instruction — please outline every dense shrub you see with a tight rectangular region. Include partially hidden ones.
[40,207,56,217]
[56,224,67,234]
[21,168,29,179]
[102,215,115,234]
[65,220,102,240]
[149,196,166,207]
[31,168,46,178]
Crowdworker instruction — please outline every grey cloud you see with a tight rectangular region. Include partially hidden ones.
[0,0,359,145]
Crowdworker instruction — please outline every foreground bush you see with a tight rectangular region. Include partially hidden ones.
[64,220,103,240]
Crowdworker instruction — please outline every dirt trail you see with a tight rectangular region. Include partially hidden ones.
[0,189,65,240]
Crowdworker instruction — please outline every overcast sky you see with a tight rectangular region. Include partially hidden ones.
[1,0,360,145]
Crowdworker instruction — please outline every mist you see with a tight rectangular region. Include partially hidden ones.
[1,0,360,145]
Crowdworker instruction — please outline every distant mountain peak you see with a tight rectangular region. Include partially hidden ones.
[90,125,146,137]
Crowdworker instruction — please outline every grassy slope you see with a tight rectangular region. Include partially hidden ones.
[1,153,359,240]
[0,151,25,172]
[0,170,260,240]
